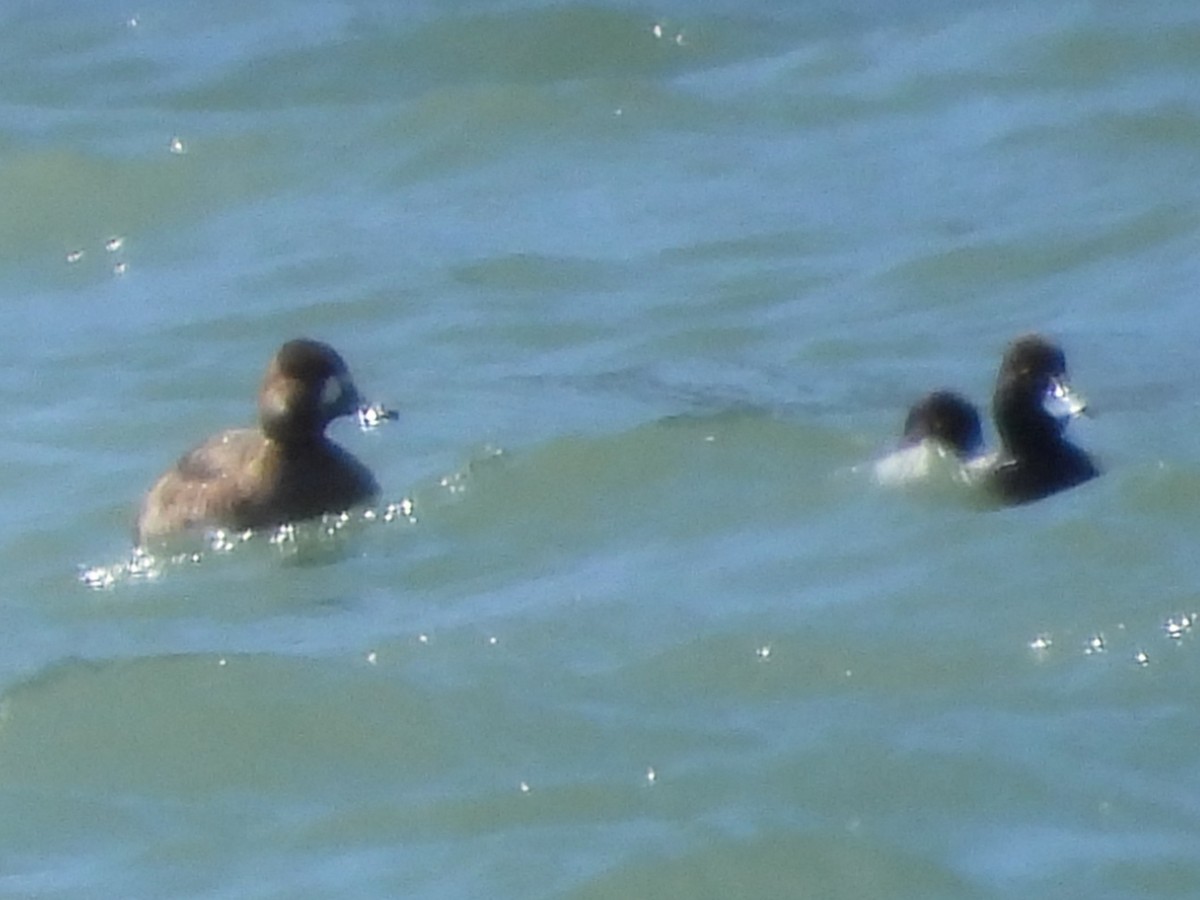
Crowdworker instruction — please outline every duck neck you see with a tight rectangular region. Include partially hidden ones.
[262,426,330,459]
[994,390,1064,460]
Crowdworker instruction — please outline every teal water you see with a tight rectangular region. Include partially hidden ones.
[3,1,1200,897]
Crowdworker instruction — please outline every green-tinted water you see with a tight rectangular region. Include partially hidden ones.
[2,1,1200,896]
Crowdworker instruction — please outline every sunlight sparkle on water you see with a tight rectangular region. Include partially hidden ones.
[381,499,415,523]
[79,504,408,588]
[269,524,297,545]
[209,528,253,553]
[1164,613,1193,640]
[79,547,165,589]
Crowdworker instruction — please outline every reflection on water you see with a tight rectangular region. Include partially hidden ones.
[78,500,416,589]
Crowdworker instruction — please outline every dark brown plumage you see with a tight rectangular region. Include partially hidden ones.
[135,339,380,545]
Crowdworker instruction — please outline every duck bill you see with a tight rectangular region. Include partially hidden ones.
[1043,376,1088,420]
[357,402,399,430]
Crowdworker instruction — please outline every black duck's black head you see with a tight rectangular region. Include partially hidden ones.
[901,390,984,458]
[992,333,1087,454]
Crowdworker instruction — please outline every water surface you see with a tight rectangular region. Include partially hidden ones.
[2,1,1200,896]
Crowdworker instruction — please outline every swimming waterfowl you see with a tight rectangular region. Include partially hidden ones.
[878,334,1097,503]
[873,390,985,486]
[135,339,385,544]
[985,333,1097,505]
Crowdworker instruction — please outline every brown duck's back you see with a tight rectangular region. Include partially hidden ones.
[135,427,378,544]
